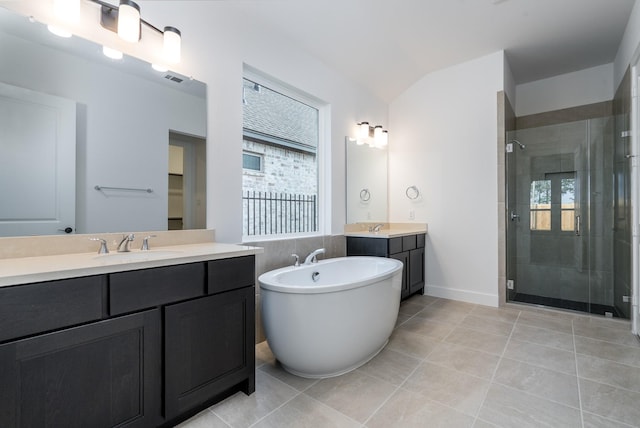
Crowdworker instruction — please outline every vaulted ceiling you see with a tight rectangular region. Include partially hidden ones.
[233,0,636,102]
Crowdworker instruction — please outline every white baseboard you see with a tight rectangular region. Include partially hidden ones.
[424,284,499,307]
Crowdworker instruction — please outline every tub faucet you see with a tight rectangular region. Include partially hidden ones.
[304,248,325,265]
[117,233,135,252]
[291,254,300,267]
[369,223,384,232]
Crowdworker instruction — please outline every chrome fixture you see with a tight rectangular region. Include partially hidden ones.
[291,253,300,267]
[47,0,182,65]
[304,248,325,265]
[90,237,109,254]
[406,185,420,200]
[311,271,320,282]
[353,121,388,148]
[510,210,520,221]
[369,223,384,232]
[117,233,135,252]
[509,139,525,150]
[141,234,156,250]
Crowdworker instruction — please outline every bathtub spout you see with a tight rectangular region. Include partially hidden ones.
[304,248,325,265]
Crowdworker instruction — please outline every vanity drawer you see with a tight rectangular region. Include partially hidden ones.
[388,237,403,254]
[0,276,106,343]
[109,263,205,316]
[208,256,255,294]
[417,233,425,248]
[402,235,417,251]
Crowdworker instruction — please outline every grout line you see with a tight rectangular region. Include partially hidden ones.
[472,310,521,425]
[572,319,585,428]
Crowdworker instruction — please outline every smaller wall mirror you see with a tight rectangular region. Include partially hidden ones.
[345,137,388,223]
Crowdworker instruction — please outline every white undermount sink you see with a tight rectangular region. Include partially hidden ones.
[93,250,183,262]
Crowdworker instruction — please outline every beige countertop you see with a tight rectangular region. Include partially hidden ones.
[343,222,428,239]
[0,242,263,287]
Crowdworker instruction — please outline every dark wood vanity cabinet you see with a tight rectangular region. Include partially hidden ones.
[0,308,162,428]
[165,256,255,420]
[0,255,256,428]
[347,233,425,299]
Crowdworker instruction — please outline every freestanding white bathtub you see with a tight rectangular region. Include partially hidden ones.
[259,256,403,378]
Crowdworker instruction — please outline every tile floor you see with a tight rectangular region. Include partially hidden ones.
[178,295,640,428]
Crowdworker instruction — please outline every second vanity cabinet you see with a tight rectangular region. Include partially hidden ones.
[347,233,425,300]
[0,255,255,428]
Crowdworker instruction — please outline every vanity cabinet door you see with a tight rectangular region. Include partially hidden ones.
[390,251,410,298]
[164,286,255,420]
[0,309,161,428]
[409,246,425,295]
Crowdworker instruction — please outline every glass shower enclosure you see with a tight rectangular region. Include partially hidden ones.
[506,117,631,318]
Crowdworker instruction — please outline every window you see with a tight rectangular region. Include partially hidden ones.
[242,152,262,172]
[242,75,321,238]
[530,180,551,231]
[529,172,576,233]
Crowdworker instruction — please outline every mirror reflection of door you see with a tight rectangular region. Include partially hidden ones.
[0,82,76,236]
[168,132,206,231]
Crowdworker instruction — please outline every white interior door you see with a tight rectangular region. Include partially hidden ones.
[0,82,76,236]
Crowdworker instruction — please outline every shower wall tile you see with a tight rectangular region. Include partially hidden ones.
[516,101,613,130]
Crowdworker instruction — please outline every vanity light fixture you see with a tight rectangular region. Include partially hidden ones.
[96,0,182,63]
[163,26,181,63]
[355,121,389,148]
[116,0,141,43]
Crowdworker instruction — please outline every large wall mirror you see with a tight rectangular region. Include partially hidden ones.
[0,6,207,237]
[345,138,388,223]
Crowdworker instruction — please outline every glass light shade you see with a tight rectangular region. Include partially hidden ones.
[373,125,383,146]
[54,0,80,22]
[358,122,370,140]
[103,46,123,60]
[47,25,72,38]
[380,130,388,146]
[163,27,181,64]
[117,0,141,43]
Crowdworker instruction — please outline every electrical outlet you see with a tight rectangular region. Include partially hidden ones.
[507,280,514,290]
[409,210,415,220]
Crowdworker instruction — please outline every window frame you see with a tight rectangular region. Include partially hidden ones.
[241,66,330,242]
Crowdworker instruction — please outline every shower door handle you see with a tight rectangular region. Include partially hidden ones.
[510,211,520,222]
[575,215,581,236]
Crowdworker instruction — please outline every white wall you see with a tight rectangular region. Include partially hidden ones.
[389,51,505,306]
[0,31,206,234]
[138,2,388,243]
[515,64,614,117]
[614,0,640,89]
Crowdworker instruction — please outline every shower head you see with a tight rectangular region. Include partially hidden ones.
[509,139,525,150]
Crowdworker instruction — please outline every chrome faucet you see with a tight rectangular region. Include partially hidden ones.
[89,238,109,254]
[291,254,300,267]
[369,223,384,232]
[304,248,325,265]
[141,235,157,251]
[117,233,135,252]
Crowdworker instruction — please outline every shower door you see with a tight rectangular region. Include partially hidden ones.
[506,118,620,316]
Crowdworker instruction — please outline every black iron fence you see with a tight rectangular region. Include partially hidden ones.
[243,191,317,236]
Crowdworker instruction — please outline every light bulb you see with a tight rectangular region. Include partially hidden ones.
[117,0,140,43]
